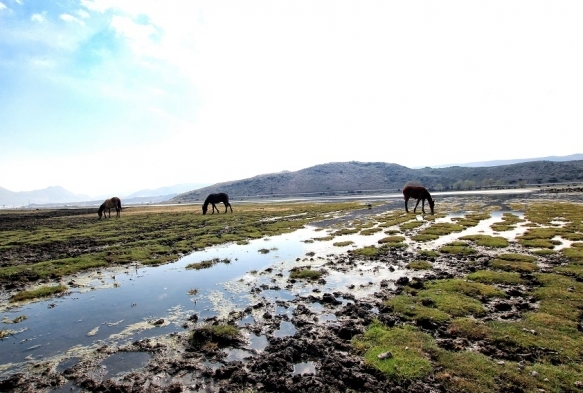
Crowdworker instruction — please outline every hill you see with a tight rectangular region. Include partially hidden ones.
[170,160,583,202]
[0,186,91,208]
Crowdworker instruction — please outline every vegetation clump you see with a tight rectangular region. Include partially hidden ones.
[490,212,524,232]
[489,253,537,272]
[460,234,509,248]
[333,240,354,247]
[353,322,436,380]
[10,284,68,303]
[406,261,433,270]
[189,323,242,350]
[185,258,231,270]
[439,241,476,255]
[289,268,323,281]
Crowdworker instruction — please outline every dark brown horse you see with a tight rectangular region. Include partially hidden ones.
[98,197,122,219]
[403,185,434,214]
[202,193,233,215]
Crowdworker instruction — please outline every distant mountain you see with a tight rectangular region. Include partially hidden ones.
[170,159,583,202]
[0,186,91,208]
[433,154,583,168]
[126,183,211,198]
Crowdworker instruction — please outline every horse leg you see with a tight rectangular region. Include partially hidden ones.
[413,199,421,213]
[421,199,426,214]
[228,203,233,213]
[404,197,410,213]
[211,203,218,214]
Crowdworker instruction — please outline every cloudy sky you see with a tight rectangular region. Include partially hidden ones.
[1,1,582,197]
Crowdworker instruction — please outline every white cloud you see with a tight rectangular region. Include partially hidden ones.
[0,2,7,11]
[30,13,45,22]
[60,13,85,25]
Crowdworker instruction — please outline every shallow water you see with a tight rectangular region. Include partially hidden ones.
[0,202,539,378]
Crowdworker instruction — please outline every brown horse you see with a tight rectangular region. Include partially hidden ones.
[403,185,434,214]
[202,193,233,215]
[98,197,122,219]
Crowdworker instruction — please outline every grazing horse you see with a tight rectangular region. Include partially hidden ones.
[98,197,122,219]
[403,185,435,215]
[202,193,233,215]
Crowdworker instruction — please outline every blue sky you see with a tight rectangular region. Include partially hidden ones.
[1,1,582,197]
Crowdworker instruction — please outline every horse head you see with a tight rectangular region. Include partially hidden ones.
[202,205,208,215]
[429,199,435,215]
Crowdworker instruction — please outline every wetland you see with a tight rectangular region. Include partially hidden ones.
[1,191,583,392]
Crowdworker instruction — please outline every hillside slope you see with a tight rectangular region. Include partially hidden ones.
[170,160,583,202]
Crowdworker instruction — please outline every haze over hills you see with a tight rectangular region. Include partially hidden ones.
[431,153,583,168]
[0,186,91,208]
[1,154,582,207]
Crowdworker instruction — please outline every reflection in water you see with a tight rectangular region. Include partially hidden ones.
[248,333,269,352]
[293,361,317,375]
[100,351,151,377]
[274,321,296,338]
[224,348,252,362]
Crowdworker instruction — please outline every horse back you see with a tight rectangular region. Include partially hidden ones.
[403,186,431,200]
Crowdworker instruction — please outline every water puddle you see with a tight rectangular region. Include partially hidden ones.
[247,333,269,352]
[100,351,151,377]
[292,361,317,375]
[274,321,296,338]
[224,348,253,362]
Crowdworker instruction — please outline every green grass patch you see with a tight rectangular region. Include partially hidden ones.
[185,258,231,270]
[313,235,334,241]
[386,279,503,324]
[439,242,476,255]
[353,322,436,380]
[400,221,424,230]
[378,235,406,244]
[332,240,354,247]
[466,270,523,285]
[490,253,537,272]
[289,268,322,280]
[419,222,465,236]
[352,245,383,258]
[418,250,439,258]
[410,234,439,242]
[10,284,68,302]
[460,234,509,248]
[406,260,433,270]
[331,228,359,236]
[360,227,383,236]
[490,212,524,232]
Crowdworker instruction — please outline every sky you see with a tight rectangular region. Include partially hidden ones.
[1,1,582,197]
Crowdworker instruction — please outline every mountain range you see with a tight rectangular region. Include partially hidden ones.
[170,158,583,203]
[2,154,582,207]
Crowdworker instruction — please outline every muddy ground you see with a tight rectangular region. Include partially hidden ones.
[1,192,582,393]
